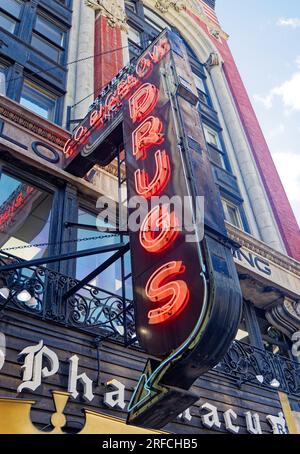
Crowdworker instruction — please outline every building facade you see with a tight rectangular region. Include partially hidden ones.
[0,0,300,435]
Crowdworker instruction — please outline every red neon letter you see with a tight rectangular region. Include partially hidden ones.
[139,204,179,254]
[136,56,153,79]
[150,38,171,64]
[129,83,159,123]
[145,261,190,325]
[132,116,164,161]
[90,106,105,128]
[63,138,76,159]
[134,150,170,199]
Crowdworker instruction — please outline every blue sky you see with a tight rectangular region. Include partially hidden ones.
[216,0,300,225]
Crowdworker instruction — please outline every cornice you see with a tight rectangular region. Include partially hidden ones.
[0,96,121,182]
[85,0,128,31]
[227,222,300,278]
[0,96,68,149]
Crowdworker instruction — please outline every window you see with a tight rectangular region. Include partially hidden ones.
[0,64,7,95]
[203,124,221,148]
[75,207,132,299]
[144,7,171,32]
[0,171,53,260]
[125,1,137,13]
[203,124,226,168]
[193,72,210,106]
[31,14,65,63]
[20,80,57,121]
[0,0,23,34]
[128,25,142,60]
[222,198,243,229]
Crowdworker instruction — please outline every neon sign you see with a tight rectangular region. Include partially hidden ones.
[63,37,171,172]
[63,31,242,429]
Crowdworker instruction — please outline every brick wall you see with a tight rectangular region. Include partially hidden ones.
[188,10,300,261]
[94,16,124,96]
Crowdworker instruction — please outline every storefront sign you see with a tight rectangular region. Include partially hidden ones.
[0,335,289,435]
[233,248,272,276]
[61,30,242,430]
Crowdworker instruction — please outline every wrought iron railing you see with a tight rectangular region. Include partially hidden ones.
[216,339,300,396]
[1,251,299,396]
[0,251,136,346]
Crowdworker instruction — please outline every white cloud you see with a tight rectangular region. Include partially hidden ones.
[272,151,300,225]
[277,17,300,28]
[267,124,285,140]
[254,64,300,112]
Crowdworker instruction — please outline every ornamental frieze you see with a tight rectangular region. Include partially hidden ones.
[155,0,186,13]
[85,0,128,31]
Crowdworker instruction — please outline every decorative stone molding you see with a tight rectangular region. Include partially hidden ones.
[205,52,220,70]
[0,104,67,149]
[266,298,300,339]
[227,222,300,279]
[85,0,128,31]
[155,1,186,13]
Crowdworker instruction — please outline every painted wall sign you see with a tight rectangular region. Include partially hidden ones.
[60,30,242,430]
[0,335,290,435]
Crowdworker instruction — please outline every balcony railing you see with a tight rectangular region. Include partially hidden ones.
[216,339,300,396]
[1,251,299,396]
[0,251,136,346]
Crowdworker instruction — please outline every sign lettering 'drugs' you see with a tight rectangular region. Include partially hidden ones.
[63,30,242,429]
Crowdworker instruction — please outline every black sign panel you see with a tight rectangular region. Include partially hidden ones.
[62,31,242,429]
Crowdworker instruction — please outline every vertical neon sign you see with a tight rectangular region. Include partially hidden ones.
[123,35,206,356]
[63,31,242,427]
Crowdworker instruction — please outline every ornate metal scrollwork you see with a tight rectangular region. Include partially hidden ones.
[217,340,300,396]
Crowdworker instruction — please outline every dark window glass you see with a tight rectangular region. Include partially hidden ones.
[222,198,243,229]
[76,209,121,291]
[0,63,7,95]
[76,207,133,299]
[0,11,17,33]
[31,34,61,62]
[0,0,22,18]
[128,25,142,60]
[20,80,57,121]
[31,14,65,62]
[0,171,52,260]
[35,15,64,47]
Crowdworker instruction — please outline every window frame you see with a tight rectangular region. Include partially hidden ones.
[0,0,24,35]
[20,78,59,122]
[221,197,244,230]
[0,159,60,261]
[31,11,67,64]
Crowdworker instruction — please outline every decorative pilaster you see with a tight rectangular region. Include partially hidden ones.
[85,0,128,31]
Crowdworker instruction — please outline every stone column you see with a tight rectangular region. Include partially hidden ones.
[206,54,286,254]
[63,0,95,128]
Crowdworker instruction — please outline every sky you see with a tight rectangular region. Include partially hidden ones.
[216,0,300,226]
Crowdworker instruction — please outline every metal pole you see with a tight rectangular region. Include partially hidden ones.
[63,243,130,299]
[0,243,127,273]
